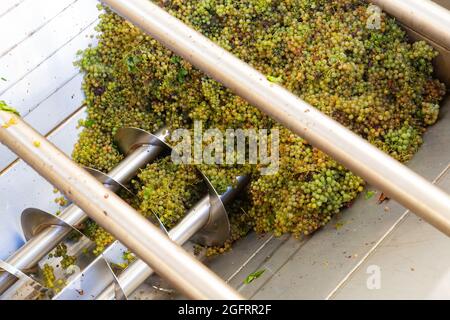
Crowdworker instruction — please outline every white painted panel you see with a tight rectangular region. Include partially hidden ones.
[0,0,77,57]
[0,73,85,172]
[0,0,24,17]
[0,23,97,115]
[0,0,98,93]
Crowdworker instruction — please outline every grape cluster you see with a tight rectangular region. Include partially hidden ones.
[382,123,422,162]
[80,219,115,255]
[53,243,77,269]
[41,264,65,293]
[72,0,446,255]
[206,195,255,256]
[41,264,56,289]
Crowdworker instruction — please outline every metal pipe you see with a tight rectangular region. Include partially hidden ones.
[102,0,450,237]
[0,134,167,295]
[370,0,450,50]
[98,198,210,300]
[0,111,243,300]
[107,143,165,183]
[97,196,210,299]
[97,176,249,300]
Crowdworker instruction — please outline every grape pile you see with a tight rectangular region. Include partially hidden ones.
[73,0,446,255]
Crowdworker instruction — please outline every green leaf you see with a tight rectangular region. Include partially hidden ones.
[365,190,376,200]
[170,56,181,64]
[244,269,265,284]
[1,77,6,81]
[125,55,141,73]
[0,100,20,116]
[177,67,188,83]
[143,187,154,199]
[267,75,283,83]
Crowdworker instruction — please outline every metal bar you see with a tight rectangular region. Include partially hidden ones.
[102,0,450,237]
[0,111,243,300]
[0,136,166,295]
[97,197,210,299]
[370,0,450,50]
[97,176,249,300]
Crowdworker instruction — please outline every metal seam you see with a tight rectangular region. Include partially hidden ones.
[326,164,450,300]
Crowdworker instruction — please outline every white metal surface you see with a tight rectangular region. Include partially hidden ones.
[0,111,243,300]
[0,0,77,57]
[0,0,99,172]
[333,166,450,300]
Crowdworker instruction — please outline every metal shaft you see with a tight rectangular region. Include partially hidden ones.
[0,136,166,295]
[97,197,210,299]
[0,111,243,300]
[97,176,249,300]
[102,0,450,236]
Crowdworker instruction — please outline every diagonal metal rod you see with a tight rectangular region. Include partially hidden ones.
[0,111,243,300]
[98,197,211,300]
[0,132,167,295]
[101,0,450,237]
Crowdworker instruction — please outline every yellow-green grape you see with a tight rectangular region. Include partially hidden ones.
[382,123,423,162]
[113,250,137,269]
[122,250,136,264]
[92,227,115,256]
[421,102,440,126]
[54,196,68,206]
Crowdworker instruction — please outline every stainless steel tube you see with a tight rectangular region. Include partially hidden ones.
[97,176,250,300]
[371,0,450,50]
[0,134,167,295]
[102,0,450,236]
[97,196,211,299]
[0,111,243,300]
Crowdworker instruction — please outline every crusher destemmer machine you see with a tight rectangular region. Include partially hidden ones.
[0,0,450,299]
